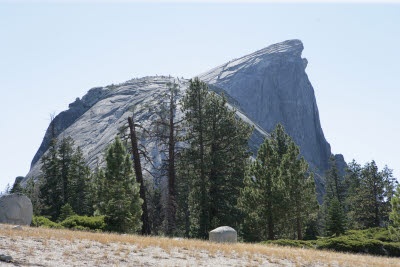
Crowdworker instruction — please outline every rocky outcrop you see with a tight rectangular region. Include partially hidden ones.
[199,39,346,196]
[209,226,237,243]
[30,86,109,168]
[24,40,345,201]
[24,77,268,185]
[0,194,33,226]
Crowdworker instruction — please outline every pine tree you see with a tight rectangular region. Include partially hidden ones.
[181,78,209,239]
[238,136,281,241]
[175,149,192,238]
[40,137,63,220]
[239,124,318,241]
[321,156,347,235]
[389,185,400,241]
[10,178,24,194]
[127,114,151,235]
[280,141,318,240]
[68,147,92,216]
[324,156,346,206]
[205,92,252,230]
[180,78,253,239]
[343,160,362,229]
[326,197,346,236]
[345,160,396,229]
[58,203,76,222]
[58,136,75,205]
[98,136,143,233]
[152,81,183,236]
[24,178,42,216]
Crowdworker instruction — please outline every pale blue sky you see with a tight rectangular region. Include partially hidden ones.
[0,1,399,191]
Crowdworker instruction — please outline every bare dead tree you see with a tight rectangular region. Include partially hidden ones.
[152,81,184,236]
[128,114,151,235]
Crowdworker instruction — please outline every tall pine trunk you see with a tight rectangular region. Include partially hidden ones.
[198,90,208,239]
[267,198,275,240]
[128,116,151,235]
[166,90,177,236]
[297,214,303,240]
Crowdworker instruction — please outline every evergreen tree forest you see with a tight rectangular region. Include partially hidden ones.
[10,77,398,245]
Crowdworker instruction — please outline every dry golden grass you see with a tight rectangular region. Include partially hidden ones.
[1,223,400,266]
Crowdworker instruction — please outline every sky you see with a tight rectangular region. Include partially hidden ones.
[0,1,399,191]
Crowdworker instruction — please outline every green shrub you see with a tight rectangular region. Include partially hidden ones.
[346,228,392,242]
[383,242,400,257]
[60,215,106,231]
[260,228,400,257]
[31,216,63,229]
[261,239,315,249]
[316,236,385,256]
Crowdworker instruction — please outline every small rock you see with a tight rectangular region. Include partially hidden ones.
[12,225,23,230]
[0,254,12,262]
[209,226,237,243]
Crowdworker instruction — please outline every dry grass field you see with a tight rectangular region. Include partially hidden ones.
[1,223,400,266]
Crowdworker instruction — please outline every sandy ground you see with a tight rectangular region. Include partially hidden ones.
[1,224,399,266]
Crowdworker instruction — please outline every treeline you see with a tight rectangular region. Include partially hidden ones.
[320,156,397,237]
[10,77,399,243]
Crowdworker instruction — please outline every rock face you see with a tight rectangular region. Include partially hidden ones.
[0,194,33,226]
[209,226,237,243]
[23,40,345,200]
[199,39,345,196]
[24,76,268,185]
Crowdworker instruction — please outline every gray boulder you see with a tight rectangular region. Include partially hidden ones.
[0,193,33,226]
[0,254,12,263]
[209,226,237,243]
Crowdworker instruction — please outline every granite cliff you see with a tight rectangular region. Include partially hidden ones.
[199,39,345,195]
[23,40,345,199]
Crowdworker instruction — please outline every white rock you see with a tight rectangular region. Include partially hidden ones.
[209,226,237,243]
[0,194,33,226]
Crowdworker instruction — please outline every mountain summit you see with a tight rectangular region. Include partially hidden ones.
[199,39,345,194]
[24,40,345,199]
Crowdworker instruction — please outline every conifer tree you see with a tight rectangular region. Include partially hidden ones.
[152,81,183,236]
[324,156,346,206]
[205,92,252,230]
[326,197,346,236]
[58,203,76,222]
[10,178,24,194]
[180,78,253,239]
[345,160,396,229]
[40,138,63,220]
[239,137,281,241]
[98,136,143,233]
[58,136,75,204]
[24,178,42,216]
[68,147,93,216]
[127,114,151,235]
[181,78,209,239]
[280,141,318,240]
[175,149,192,238]
[389,185,400,241]
[321,156,347,235]
[239,124,317,241]
[343,160,362,229]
